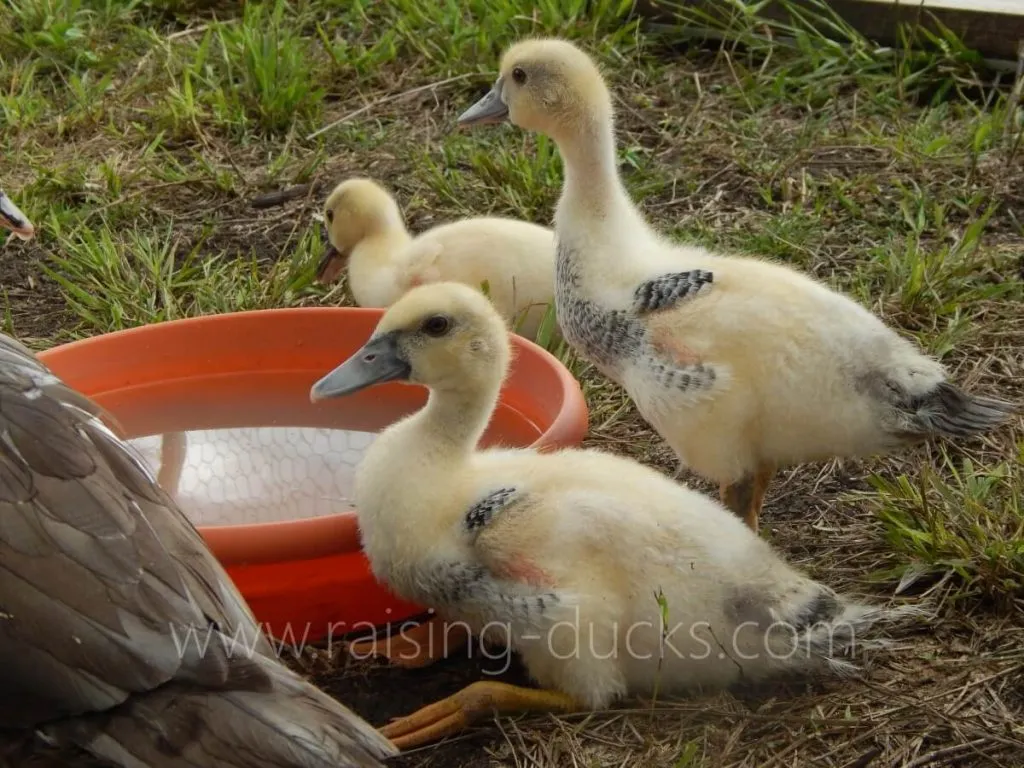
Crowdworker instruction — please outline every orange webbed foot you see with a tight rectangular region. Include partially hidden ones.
[380,681,579,750]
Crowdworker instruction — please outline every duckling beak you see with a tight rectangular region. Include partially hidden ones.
[310,333,411,401]
[315,242,348,284]
[0,192,35,241]
[457,78,509,127]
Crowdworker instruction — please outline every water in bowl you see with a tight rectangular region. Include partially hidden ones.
[130,426,376,526]
[102,368,544,527]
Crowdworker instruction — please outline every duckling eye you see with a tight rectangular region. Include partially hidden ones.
[421,314,451,337]
[512,66,527,85]
[325,209,334,224]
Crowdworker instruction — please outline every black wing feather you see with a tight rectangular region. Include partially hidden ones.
[632,269,713,314]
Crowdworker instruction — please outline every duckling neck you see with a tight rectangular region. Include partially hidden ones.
[363,381,499,486]
[409,383,498,454]
[553,115,638,225]
[354,382,497,554]
[353,380,500,601]
[347,230,413,307]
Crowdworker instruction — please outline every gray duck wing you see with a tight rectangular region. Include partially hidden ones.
[0,335,395,767]
[45,650,396,768]
[0,335,232,727]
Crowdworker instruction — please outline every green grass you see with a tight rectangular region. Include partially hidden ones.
[2,0,1022,765]
[860,445,1024,606]
[42,219,324,333]
[157,0,327,139]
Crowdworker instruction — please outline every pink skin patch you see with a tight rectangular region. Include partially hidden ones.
[408,274,425,288]
[495,555,553,587]
[650,326,702,366]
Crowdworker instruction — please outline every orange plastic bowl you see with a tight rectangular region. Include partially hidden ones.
[37,308,589,644]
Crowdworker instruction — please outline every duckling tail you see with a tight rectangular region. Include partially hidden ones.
[908,381,1017,439]
[770,585,927,677]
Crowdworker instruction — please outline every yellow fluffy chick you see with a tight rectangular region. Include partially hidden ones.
[457,38,1016,531]
[309,281,920,751]
[317,177,559,341]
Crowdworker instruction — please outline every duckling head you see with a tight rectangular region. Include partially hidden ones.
[457,38,612,142]
[0,189,35,241]
[317,178,405,283]
[310,281,511,400]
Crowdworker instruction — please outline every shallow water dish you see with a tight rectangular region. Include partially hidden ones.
[37,307,589,643]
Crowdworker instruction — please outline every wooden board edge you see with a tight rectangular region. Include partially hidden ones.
[631,0,1024,62]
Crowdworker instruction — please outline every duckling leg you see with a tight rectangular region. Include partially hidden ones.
[380,681,579,750]
[719,464,775,532]
[346,617,470,669]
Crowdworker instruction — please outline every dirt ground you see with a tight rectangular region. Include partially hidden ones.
[2,0,1022,765]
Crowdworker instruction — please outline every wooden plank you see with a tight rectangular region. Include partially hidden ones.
[633,0,1024,62]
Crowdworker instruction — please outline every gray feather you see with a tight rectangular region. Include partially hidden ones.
[728,582,927,679]
[464,487,520,533]
[632,270,713,314]
[907,381,1017,438]
[40,649,393,768]
[0,332,396,767]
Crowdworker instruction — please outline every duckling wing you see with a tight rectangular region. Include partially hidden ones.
[398,239,444,289]
[389,486,570,634]
[631,269,714,315]
[628,261,1016,446]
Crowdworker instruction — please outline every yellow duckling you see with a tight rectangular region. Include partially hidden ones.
[318,177,559,341]
[310,281,919,750]
[457,39,1016,531]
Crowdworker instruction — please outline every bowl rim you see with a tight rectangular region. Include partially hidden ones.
[37,307,590,565]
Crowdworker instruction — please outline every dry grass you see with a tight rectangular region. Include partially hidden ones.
[2,0,1022,765]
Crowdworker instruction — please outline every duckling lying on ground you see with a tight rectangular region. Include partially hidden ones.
[317,177,559,341]
[0,209,395,767]
[309,281,920,750]
[456,38,1017,531]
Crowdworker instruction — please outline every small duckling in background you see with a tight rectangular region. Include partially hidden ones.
[310,281,920,751]
[0,204,395,767]
[457,38,1017,532]
[317,177,560,341]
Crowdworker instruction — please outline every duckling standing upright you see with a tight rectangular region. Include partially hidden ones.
[310,281,919,751]
[0,197,396,767]
[457,39,1016,531]
[318,177,559,341]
